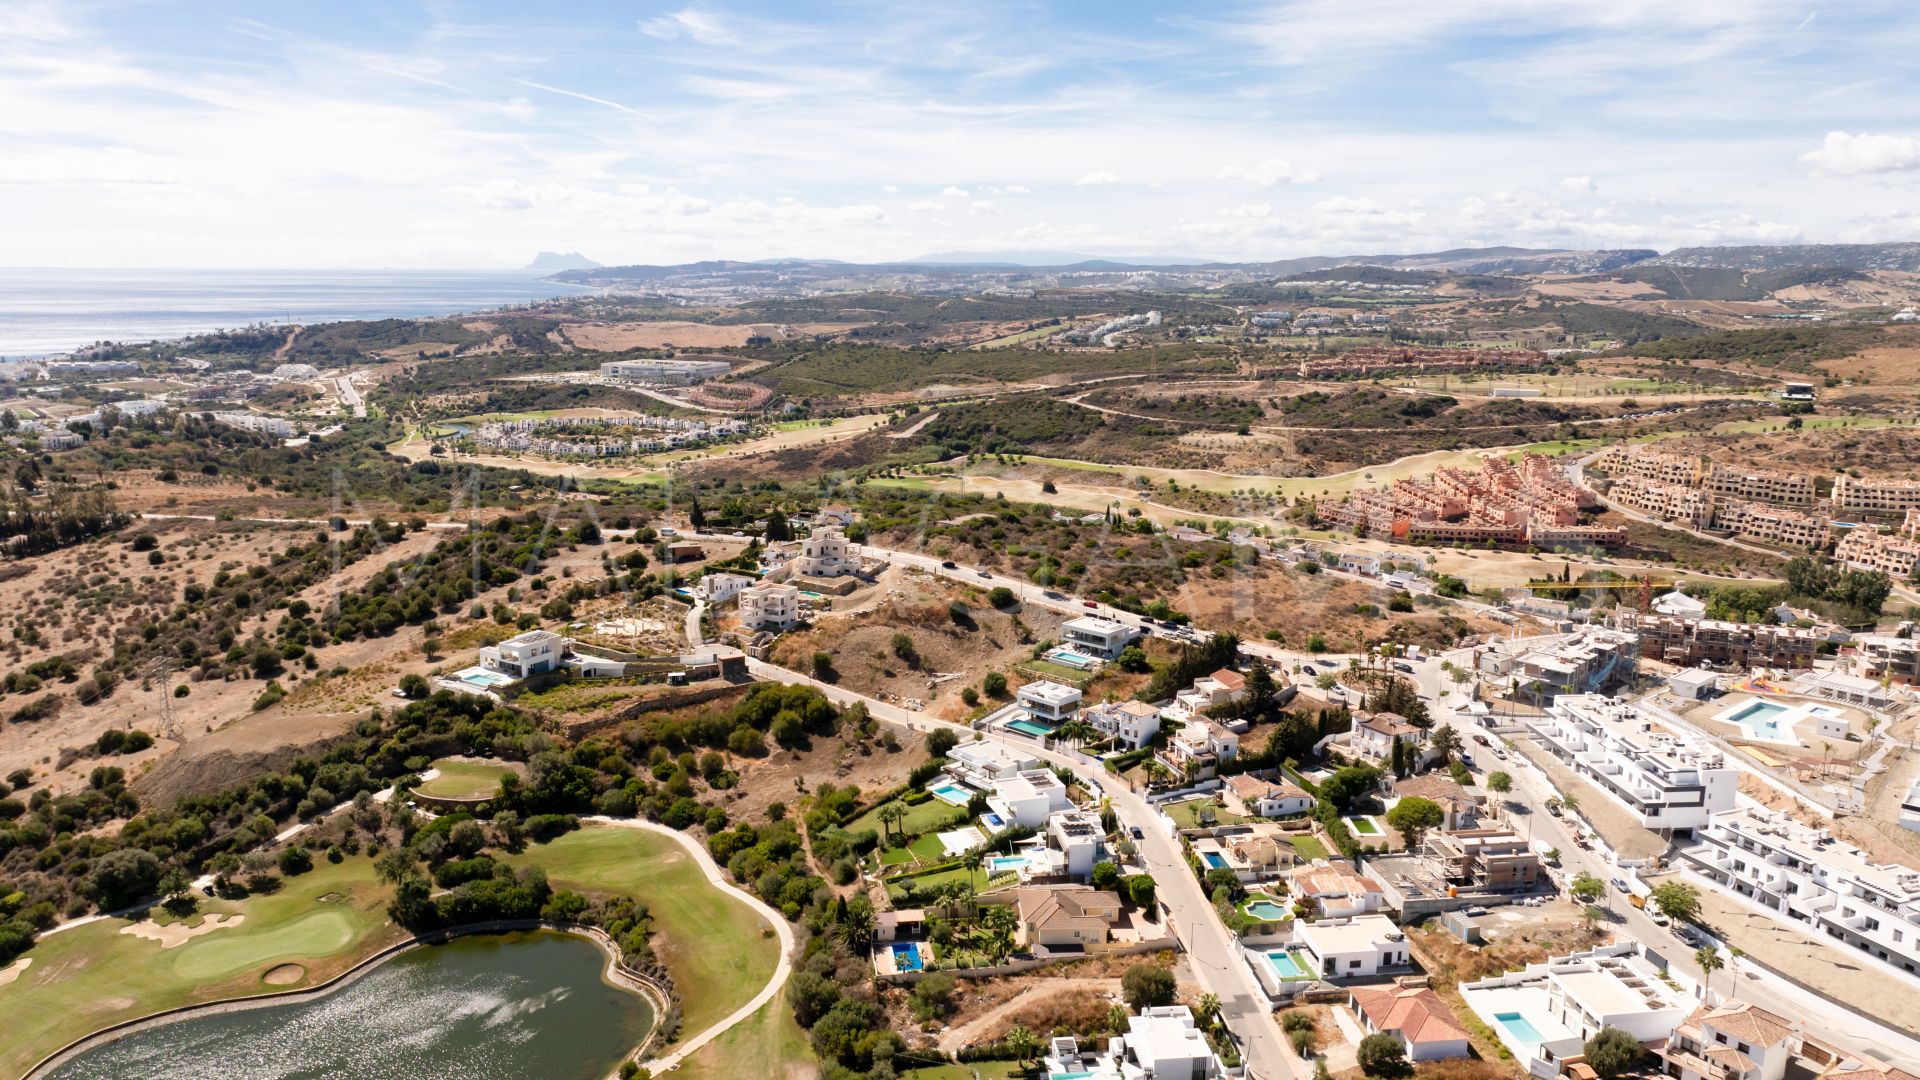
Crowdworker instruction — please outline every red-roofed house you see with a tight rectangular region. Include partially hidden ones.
[1221,772,1315,819]
[1349,983,1472,1062]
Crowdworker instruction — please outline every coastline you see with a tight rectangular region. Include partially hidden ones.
[0,267,598,361]
[20,920,669,1080]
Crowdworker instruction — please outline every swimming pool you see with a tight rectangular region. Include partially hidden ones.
[1495,1012,1545,1046]
[891,942,923,972]
[1007,718,1055,738]
[1044,648,1097,670]
[1265,950,1313,979]
[986,855,1030,873]
[1200,851,1228,870]
[451,666,515,689]
[1727,700,1790,739]
[1347,815,1381,836]
[1245,900,1290,921]
[929,783,973,806]
[981,813,1006,829]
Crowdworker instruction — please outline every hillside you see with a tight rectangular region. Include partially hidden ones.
[1646,243,1920,272]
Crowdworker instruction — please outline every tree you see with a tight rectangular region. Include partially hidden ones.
[1570,872,1604,903]
[910,971,957,1021]
[1122,963,1176,1009]
[1651,881,1702,924]
[891,632,920,669]
[1356,1033,1411,1078]
[1582,903,1607,939]
[397,673,429,698]
[1005,1024,1038,1065]
[1428,724,1461,764]
[1695,946,1724,999]
[1116,645,1151,673]
[810,652,837,682]
[277,846,313,875]
[1584,1027,1641,1079]
[1197,993,1221,1031]
[86,849,162,910]
[1127,873,1157,912]
[981,901,1019,960]
[877,802,909,846]
[927,728,958,757]
[688,497,706,530]
[982,671,1008,698]
[1385,797,1443,852]
[1487,771,1512,793]
[1318,765,1381,812]
[1315,672,1338,691]
[841,894,875,953]
[1091,860,1120,890]
[988,586,1017,609]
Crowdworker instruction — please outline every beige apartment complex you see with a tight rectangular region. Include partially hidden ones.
[1833,474,1920,516]
[1703,463,1817,506]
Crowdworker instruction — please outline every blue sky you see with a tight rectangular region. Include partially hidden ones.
[5,0,1920,267]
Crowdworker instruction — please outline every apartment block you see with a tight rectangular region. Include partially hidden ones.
[1835,525,1920,580]
[1704,463,1817,506]
[1715,502,1832,549]
[1475,628,1639,699]
[1607,475,1715,526]
[1422,828,1544,892]
[1592,444,1703,487]
[1621,613,1820,670]
[1681,805,1920,979]
[738,582,800,631]
[1833,474,1920,517]
[1327,452,1616,549]
[1524,694,1736,833]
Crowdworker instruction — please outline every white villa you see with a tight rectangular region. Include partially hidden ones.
[1161,719,1238,781]
[947,741,1042,790]
[738,581,800,631]
[1043,1005,1226,1080]
[1017,680,1084,726]
[792,525,858,578]
[480,630,565,678]
[1461,942,1691,1079]
[1170,668,1247,721]
[1047,808,1105,879]
[1084,700,1162,749]
[1061,615,1142,659]
[988,768,1070,828]
[697,572,754,603]
[1295,913,1409,979]
[1524,694,1736,834]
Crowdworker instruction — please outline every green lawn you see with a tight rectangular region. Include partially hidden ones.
[886,862,1006,904]
[0,855,401,1080]
[843,797,968,840]
[902,1062,1038,1080]
[1166,800,1246,829]
[415,758,515,800]
[675,996,816,1080]
[1290,834,1331,861]
[500,825,778,1036]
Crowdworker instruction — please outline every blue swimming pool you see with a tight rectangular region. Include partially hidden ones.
[1265,950,1313,979]
[929,783,973,806]
[1201,851,1228,870]
[982,813,1006,829]
[1044,648,1097,670]
[451,666,515,689]
[987,855,1030,873]
[1495,1012,1545,1046]
[891,942,923,972]
[1245,900,1290,921]
[1725,700,1790,740]
[1007,718,1054,738]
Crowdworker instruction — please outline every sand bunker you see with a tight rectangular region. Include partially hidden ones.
[0,957,30,987]
[262,963,306,985]
[121,912,246,948]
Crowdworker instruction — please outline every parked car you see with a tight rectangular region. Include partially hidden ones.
[1301,665,1318,676]
[1393,661,1414,673]
[1083,600,1099,609]
[1473,734,1490,746]
[1043,590,1064,600]
[940,560,957,569]
[977,569,992,579]
[1129,826,1144,840]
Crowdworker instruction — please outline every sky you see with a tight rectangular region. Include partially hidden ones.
[5,0,1920,268]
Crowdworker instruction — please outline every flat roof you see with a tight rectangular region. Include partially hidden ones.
[1298,914,1399,954]
[1019,681,1084,705]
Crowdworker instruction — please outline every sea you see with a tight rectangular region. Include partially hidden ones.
[0,268,596,359]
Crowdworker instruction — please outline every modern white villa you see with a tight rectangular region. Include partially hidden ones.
[1083,699,1162,749]
[1523,694,1736,834]
[1043,1005,1226,1080]
[1061,615,1142,659]
[1461,942,1692,1079]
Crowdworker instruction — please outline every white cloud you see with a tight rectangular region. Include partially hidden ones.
[1075,170,1121,186]
[906,200,943,212]
[940,185,971,198]
[638,8,737,46]
[881,184,900,193]
[979,184,1030,195]
[1798,131,1920,175]
[1215,158,1319,186]
[968,200,997,215]
[1560,175,1598,194]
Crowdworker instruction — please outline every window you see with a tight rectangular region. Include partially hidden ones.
[1349,960,1361,969]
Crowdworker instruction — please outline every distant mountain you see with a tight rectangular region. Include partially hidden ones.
[1644,243,1920,272]
[906,250,1212,267]
[524,251,602,271]
[1278,247,1658,275]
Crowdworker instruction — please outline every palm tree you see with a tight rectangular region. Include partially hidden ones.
[1198,993,1222,1032]
[1559,791,1579,813]
[1005,1024,1037,1066]
[982,902,1019,961]
[877,801,909,847]
[1144,759,1170,789]
[1695,946,1725,1002]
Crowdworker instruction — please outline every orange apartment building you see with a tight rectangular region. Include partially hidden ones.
[1835,524,1920,579]
[1591,444,1704,487]
[1703,463,1817,506]
[1327,453,1620,548]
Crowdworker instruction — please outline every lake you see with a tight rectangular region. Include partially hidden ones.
[0,268,594,358]
[44,931,655,1080]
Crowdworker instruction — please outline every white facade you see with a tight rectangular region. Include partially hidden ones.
[480,629,565,678]
[1046,808,1105,879]
[1161,720,1238,780]
[792,526,857,578]
[947,741,1041,789]
[988,769,1070,828]
[599,358,732,384]
[1060,615,1141,659]
[1524,694,1737,833]
[1017,680,1083,724]
[1682,806,1920,979]
[697,572,753,603]
[1461,943,1691,1079]
[739,581,800,631]
[1084,700,1162,749]
[1171,669,1247,721]
[1295,914,1408,978]
[1044,1006,1225,1080]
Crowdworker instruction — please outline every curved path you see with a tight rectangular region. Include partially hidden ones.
[580,816,795,1074]
[936,977,1122,1054]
